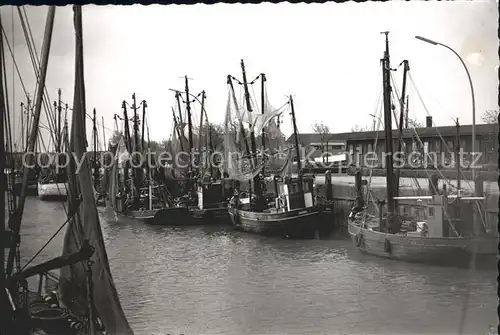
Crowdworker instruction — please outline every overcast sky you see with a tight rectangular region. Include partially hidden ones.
[1,1,498,148]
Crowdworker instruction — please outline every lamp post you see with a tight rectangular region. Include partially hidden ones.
[369,113,382,131]
[415,35,476,184]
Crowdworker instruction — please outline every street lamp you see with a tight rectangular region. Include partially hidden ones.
[369,113,382,131]
[415,35,476,183]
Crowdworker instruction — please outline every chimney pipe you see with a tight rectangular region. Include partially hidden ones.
[426,116,432,128]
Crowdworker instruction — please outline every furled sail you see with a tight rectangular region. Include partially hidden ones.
[106,132,122,210]
[59,6,134,335]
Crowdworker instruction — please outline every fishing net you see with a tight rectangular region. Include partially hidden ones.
[222,82,292,181]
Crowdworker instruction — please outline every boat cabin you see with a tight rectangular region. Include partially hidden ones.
[270,174,315,212]
[197,181,228,210]
[394,195,483,238]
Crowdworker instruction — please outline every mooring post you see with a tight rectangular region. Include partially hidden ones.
[474,173,484,197]
[325,170,332,201]
[473,173,484,235]
[354,171,364,208]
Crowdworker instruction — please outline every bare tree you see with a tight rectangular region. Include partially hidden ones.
[350,124,368,132]
[312,121,331,162]
[407,118,425,128]
[481,109,499,124]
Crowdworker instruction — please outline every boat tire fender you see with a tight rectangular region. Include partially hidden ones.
[355,232,364,247]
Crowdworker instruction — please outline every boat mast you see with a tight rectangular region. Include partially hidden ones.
[241,60,258,168]
[404,96,409,129]
[175,91,184,127]
[381,31,396,232]
[6,7,55,278]
[25,97,32,150]
[121,101,131,194]
[131,93,143,205]
[171,106,184,152]
[0,9,6,297]
[394,60,409,199]
[261,73,266,150]
[20,102,25,150]
[240,60,264,208]
[54,88,62,152]
[197,90,206,173]
[260,73,266,176]
[184,76,194,184]
[227,75,252,164]
[141,100,147,152]
[92,108,99,187]
[290,95,304,203]
[92,108,97,163]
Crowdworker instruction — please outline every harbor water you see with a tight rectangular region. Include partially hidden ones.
[17,197,497,335]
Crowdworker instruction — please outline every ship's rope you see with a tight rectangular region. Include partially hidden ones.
[22,7,58,137]
[389,71,422,193]
[408,73,474,190]
[1,13,55,151]
[362,68,383,223]
[407,73,487,229]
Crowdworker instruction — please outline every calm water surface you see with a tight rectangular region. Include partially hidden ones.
[17,197,497,335]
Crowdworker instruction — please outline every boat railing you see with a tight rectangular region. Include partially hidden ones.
[393,195,485,201]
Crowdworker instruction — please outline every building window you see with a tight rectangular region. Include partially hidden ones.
[446,140,453,155]
[428,207,434,217]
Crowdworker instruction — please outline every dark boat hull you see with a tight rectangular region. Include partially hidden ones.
[146,207,193,225]
[191,206,230,223]
[114,209,158,222]
[348,222,496,268]
[114,207,193,226]
[228,206,321,238]
[14,181,38,196]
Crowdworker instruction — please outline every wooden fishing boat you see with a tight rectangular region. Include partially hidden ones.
[37,89,71,201]
[347,32,496,268]
[229,174,321,238]
[106,124,193,225]
[224,60,325,238]
[2,6,133,335]
[37,170,68,200]
[348,200,474,267]
[165,80,233,225]
[191,180,231,222]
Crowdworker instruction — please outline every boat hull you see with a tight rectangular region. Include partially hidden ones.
[145,207,193,225]
[38,182,68,201]
[191,206,230,223]
[229,206,321,238]
[114,208,193,226]
[348,222,495,268]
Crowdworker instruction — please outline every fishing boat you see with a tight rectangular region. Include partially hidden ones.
[37,167,68,200]
[37,89,69,201]
[106,95,191,225]
[225,60,323,238]
[347,32,496,268]
[150,79,231,226]
[10,96,40,196]
[2,6,133,334]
